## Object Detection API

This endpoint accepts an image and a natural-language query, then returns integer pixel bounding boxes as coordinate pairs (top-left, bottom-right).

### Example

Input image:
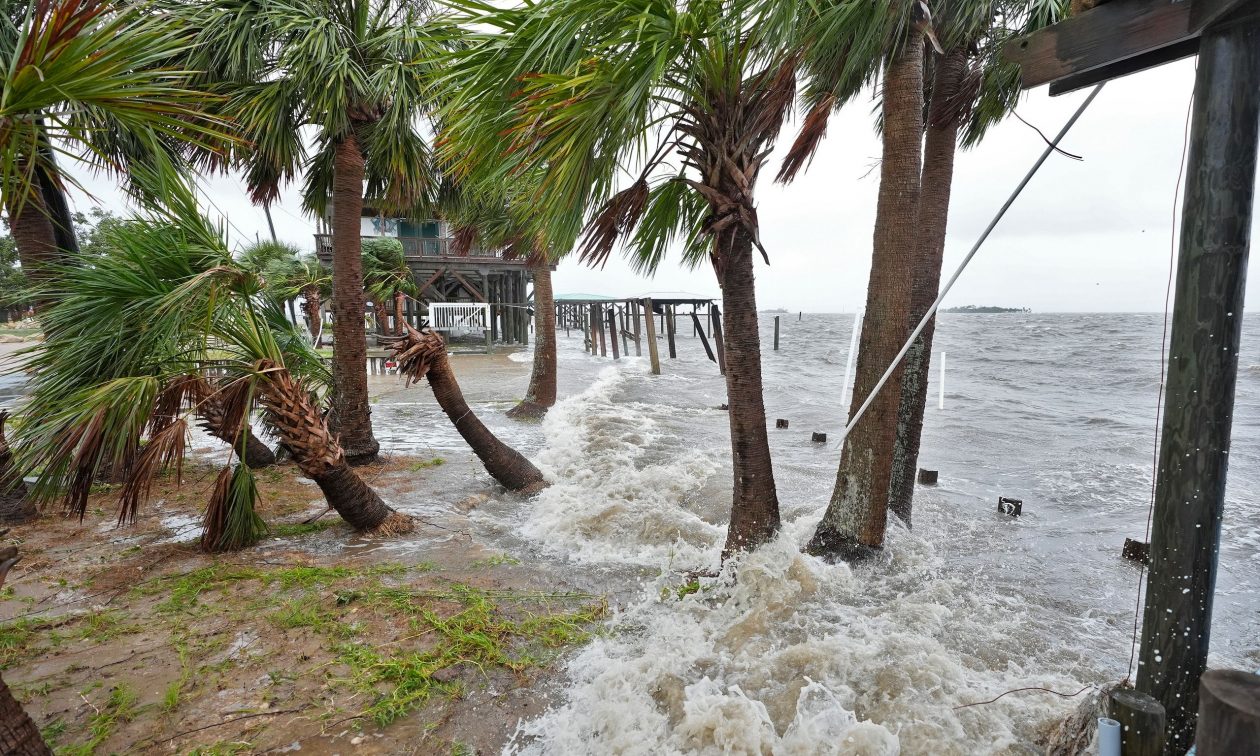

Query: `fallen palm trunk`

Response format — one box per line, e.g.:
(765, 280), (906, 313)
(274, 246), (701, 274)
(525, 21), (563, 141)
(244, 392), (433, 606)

(383, 326), (547, 493)
(255, 361), (412, 533)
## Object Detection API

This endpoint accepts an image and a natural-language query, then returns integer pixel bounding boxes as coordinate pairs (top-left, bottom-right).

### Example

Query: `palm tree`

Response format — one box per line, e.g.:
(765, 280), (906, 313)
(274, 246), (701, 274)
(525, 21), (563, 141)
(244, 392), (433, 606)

(886, 0), (1063, 525)
(362, 237), (416, 336)
(175, 0), (446, 465)
(0, 0), (222, 300)
(439, 0), (809, 558)
(384, 325), (546, 493)
(13, 185), (412, 548)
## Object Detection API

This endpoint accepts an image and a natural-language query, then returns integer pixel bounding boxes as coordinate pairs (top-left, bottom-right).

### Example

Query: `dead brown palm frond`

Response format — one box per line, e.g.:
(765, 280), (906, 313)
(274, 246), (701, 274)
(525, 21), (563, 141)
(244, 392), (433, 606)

(207, 376), (255, 447)
(200, 462), (265, 552)
(117, 418), (187, 525)
(380, 325), (446, 387)
(777, 94), (836, 184)
(149, 374), (201, 437)
(744, 58), (798, 150)
(577, 178), (649, 269)
(450, 224), (479, 256)
(932, 59), (981, 129)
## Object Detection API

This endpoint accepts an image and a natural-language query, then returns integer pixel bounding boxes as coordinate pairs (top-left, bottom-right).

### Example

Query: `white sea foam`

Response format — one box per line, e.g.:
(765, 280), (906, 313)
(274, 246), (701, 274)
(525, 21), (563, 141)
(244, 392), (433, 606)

(502, 359), (1093, 754)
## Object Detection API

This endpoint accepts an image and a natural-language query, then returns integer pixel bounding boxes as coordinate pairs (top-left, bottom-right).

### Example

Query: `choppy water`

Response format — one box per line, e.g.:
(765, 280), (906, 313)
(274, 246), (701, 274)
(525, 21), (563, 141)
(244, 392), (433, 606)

(261, 314), (1260, 752)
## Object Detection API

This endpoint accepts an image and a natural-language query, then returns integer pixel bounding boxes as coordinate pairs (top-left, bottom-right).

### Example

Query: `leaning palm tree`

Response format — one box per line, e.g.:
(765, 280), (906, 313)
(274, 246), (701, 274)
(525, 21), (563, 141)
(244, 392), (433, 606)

(13, 185), (412, 549)
(384, 325), (546, 493)
(439, 0), (810, 558)
(0, 535), (49, 754)
(0, 0), (223, 299)
(174, 0), (447, 465)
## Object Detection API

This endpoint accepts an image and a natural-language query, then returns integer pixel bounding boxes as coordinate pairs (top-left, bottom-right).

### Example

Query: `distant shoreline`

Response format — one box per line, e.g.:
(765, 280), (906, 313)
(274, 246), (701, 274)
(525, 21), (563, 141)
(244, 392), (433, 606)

(941, 305), (1031, 314)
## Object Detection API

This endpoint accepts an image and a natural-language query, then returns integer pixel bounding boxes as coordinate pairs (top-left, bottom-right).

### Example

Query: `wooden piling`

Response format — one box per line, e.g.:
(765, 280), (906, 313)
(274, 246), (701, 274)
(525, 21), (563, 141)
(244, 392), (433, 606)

(690, 311), (716, 363)
(774, 316), (780, 351)
(1108, 688), (1165, 756)
(665, 305), (677, 359)
(632, 301), (643, 356)
(587, 304), (596, 353)
(711, 306), (726, 375)
(620, 305), (629, 355)
(1196, 669), (1260, 756)
(484, 328), (493, 354)
(596, 303), (607, 357)
(608, 309), (620, 360)
(1136, 17), (1260, 751)
(643, 298), (661, 375)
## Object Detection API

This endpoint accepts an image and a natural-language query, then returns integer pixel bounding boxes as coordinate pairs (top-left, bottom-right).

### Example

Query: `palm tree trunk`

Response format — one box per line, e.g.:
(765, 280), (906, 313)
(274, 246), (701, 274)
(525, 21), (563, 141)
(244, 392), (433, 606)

(807, 41), (925, 561)
(0, 677), (49, 755)
(7, 188), (58, 302)
(328, 132), (380, 464)
(888, 46), (966, 527)
(0, 413), (35, 525)
(718, 230), (781, 557)
(301, 285), (322, 343)
(0, 543), (48, 754)
(195, 382), (277, 468)
(393, 290), (405, 335)
(385, 328), (546, 492)
(257, 363), (410, 533)
(508, 263), (557, 419)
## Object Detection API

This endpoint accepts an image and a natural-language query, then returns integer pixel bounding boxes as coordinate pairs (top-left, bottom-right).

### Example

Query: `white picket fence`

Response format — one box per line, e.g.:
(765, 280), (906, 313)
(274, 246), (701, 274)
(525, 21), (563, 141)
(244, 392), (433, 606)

(427, 303), (490, 336)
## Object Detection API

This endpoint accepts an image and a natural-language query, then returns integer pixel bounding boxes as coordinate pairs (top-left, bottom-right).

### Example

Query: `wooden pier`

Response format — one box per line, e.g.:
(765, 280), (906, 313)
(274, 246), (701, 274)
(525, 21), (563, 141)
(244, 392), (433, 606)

(554, 295), (723, 375)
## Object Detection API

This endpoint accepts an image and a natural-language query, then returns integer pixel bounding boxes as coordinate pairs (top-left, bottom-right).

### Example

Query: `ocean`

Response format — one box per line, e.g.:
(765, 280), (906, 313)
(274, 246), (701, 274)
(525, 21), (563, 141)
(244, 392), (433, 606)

(369, 311), (1260, 754)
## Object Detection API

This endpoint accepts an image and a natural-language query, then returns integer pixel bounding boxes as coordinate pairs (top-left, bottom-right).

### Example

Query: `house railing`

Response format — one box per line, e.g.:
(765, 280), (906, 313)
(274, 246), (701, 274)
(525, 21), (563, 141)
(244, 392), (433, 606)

(313, 234), (519, 262)
(428, 303), (491, 336)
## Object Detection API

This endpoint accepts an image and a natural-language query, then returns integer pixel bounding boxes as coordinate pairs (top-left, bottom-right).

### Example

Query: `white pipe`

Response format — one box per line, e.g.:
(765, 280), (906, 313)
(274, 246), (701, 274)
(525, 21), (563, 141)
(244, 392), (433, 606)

(938, 351), (946, 410)
(842, 310), (863, 407)
(1097, 717), (1121, 756)
(832, 84), (1105, 447)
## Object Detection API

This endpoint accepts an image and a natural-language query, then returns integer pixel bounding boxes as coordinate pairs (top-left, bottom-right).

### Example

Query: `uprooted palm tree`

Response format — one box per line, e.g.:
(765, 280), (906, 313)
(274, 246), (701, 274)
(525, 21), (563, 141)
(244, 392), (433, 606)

(174, 0), (449, 465)
(0, 0), (224, 302)
(439, 0), (811, 558)
(13, 187), (411, 550)
(383, 325), (546, 493)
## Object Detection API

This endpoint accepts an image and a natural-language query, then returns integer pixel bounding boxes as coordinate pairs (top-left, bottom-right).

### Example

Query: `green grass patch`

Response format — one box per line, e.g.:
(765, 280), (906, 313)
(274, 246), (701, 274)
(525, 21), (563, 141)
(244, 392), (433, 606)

(407, 457), (445, 471)
(60, 683), (139, 756)
(471, 553), (520, 568)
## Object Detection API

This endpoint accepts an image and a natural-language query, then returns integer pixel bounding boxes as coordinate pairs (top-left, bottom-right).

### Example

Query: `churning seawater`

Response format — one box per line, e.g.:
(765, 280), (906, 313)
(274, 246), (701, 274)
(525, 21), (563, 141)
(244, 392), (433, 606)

(359, 313), (1260, 753)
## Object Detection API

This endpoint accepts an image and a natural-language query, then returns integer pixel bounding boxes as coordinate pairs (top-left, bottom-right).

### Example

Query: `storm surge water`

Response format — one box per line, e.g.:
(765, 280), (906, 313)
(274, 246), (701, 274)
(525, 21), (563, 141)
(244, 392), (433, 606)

(380, 313), (1260, 754)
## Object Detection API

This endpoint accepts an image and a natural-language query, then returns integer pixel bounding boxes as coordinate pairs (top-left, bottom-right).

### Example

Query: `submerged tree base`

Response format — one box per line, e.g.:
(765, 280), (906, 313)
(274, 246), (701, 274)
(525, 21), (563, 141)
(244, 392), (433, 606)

(505, 400), (549, 421)
(803, 529), (883, 563)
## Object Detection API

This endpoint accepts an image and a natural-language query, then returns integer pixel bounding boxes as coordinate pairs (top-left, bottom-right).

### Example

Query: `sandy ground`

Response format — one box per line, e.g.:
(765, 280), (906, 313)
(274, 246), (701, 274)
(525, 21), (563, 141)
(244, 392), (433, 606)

(0, 349), (605, 755)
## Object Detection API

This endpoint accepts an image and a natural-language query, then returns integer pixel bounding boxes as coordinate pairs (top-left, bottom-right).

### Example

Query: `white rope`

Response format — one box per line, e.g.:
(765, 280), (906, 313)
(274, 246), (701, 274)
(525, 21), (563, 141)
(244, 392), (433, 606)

(833, 83), (1105, 449)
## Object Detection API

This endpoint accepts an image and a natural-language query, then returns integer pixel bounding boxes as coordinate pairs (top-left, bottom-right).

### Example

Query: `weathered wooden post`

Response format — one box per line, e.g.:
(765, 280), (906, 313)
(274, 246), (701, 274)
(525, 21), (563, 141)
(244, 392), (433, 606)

(1108, 688), (1165, 756)
(1135, 15), (1260, 753)
(587, 304), (596, 353)
(774, 316), (780, 351)
(665, 305), (677, 358)
(619, 305), (630, 355)
(608, 309), (620, 360)
(1196, 669), (1260, 755)
(595, 303), (607, 357)
(690, 311), (717, 364)
(632, 300), (643, 356)
(711, 305), (726, 376)
(642, 298), (661, 375)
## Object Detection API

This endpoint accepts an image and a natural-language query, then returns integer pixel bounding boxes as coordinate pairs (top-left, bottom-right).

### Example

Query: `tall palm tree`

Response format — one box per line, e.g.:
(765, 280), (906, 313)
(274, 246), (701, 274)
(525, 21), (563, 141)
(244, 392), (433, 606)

(886, 0), (1064, 525)
(439, 0), (808, 558)
(13, 185), (412, 548)
(0, 0), (223, 299)
(175, 0), (446, 465)
(362, 237), (416, 336)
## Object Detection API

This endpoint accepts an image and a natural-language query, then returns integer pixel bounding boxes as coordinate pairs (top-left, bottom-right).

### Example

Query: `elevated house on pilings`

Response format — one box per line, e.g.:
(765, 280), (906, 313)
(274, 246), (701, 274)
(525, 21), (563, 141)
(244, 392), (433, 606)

(314, 208), (547, 344)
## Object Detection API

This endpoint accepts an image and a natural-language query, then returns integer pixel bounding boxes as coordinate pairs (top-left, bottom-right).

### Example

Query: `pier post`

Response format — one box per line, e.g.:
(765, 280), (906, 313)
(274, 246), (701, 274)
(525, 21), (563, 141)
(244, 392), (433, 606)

(632, 301), (642, 356)
(774, 316), (780, 351)
(642, 298), (661, 374)
(711, 306), (726, 376)
(608, 309), (620, 360)
(1136, 15), (1260, 753)
(620, 305), (630, 355)
(691, 311), (716, 363)
(1196, 670), (1260, 756)
(1108, 688), (1165, 756)
(665, 305), (677, 358)
(596, 303), (607, 357)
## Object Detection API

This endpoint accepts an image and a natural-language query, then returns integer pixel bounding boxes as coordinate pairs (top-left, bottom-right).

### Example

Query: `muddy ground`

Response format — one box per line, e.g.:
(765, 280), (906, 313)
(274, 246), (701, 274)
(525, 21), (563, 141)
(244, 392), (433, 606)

(0, 451), (605, 755)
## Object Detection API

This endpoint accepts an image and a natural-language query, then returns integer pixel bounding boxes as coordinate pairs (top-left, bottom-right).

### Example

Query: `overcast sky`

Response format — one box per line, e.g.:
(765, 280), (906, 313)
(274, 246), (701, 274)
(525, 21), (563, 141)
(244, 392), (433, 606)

(66, 56), (1259, 313)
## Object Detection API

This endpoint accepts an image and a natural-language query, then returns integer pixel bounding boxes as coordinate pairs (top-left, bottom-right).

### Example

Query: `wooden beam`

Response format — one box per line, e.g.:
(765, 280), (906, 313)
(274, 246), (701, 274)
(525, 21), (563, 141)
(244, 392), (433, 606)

(1191, 0), (1254, 33)
(1048, 37), (1198, 95)
(416, 268), (446, 300)
(448, 270), (486, 303)
(1004, 0), (1195, 90)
